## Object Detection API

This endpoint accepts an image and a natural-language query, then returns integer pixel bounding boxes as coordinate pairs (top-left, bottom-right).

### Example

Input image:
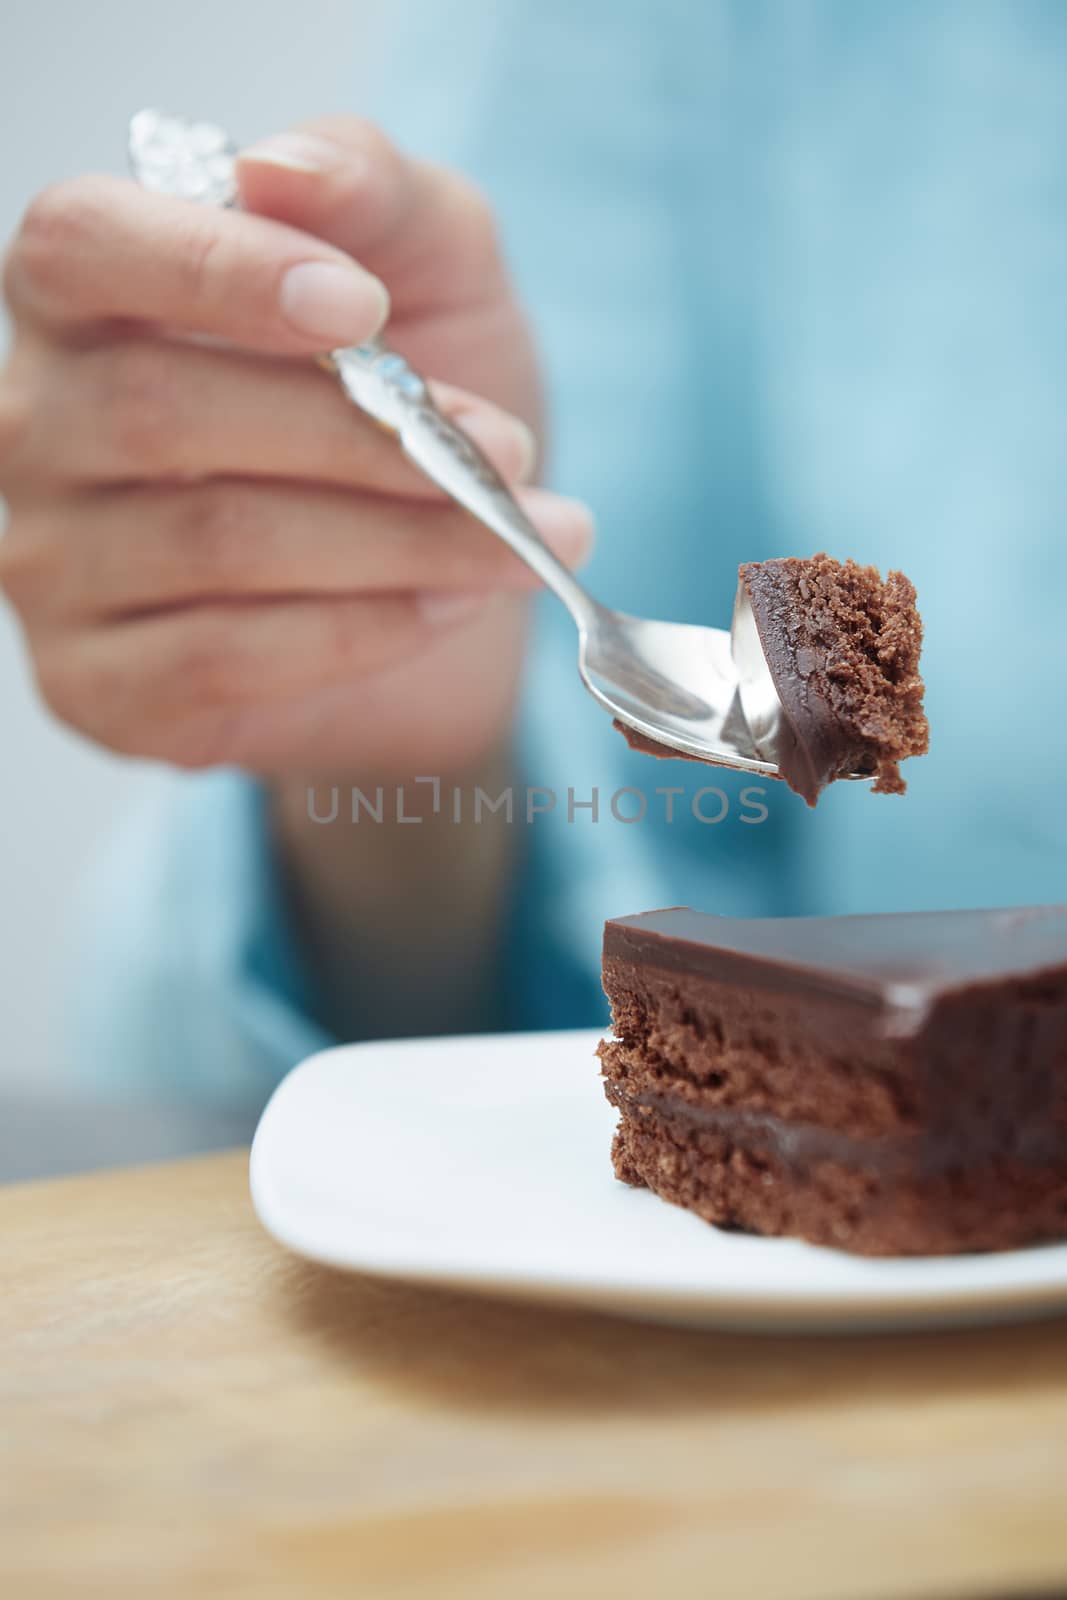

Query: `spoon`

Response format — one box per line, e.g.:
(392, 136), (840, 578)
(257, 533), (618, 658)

(128, 108), (810, 779)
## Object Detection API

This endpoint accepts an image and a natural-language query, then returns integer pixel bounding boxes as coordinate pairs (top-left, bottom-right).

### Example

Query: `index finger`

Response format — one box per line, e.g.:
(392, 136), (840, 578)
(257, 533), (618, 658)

(3, 174), (389, 353)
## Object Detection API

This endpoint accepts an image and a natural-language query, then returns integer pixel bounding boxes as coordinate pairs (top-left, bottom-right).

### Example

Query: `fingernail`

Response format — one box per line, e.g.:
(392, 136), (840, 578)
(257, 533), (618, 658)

(459, 411), (538, 483)
(279, 261), (389, 342)
(240, 132), (344, 174)
(416, 591), (489, 627)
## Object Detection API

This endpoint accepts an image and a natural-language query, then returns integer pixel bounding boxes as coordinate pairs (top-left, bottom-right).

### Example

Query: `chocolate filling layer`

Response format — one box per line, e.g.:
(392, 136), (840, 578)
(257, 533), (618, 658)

(604, 1082), (1064, 1181)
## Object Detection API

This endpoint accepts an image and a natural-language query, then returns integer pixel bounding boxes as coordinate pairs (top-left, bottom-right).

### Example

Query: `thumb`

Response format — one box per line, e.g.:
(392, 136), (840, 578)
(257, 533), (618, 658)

(236, 117), (507, 318)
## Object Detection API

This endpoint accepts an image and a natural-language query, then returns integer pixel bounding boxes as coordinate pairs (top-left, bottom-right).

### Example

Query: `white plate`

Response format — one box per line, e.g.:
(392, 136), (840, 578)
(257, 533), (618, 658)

(250, 1027), (1067, 1334)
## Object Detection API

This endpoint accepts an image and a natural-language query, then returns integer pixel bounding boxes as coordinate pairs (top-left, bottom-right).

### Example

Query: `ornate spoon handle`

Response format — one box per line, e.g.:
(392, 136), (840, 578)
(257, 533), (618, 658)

(127, 110), (594, 626)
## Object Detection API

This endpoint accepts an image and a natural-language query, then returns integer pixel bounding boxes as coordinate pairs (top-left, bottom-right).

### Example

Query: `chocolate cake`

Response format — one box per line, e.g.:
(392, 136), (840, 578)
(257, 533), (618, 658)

(736, 554), (929, 806)
(599, 907), (1067, 1256)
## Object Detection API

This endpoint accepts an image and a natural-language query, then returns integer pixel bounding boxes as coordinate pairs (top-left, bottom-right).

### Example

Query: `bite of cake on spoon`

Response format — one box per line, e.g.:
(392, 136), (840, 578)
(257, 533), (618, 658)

(617, 552), (930, 807)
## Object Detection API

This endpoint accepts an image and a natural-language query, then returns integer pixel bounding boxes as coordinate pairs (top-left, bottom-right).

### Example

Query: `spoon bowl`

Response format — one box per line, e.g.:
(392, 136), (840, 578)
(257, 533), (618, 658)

(579, 606), (773, 773)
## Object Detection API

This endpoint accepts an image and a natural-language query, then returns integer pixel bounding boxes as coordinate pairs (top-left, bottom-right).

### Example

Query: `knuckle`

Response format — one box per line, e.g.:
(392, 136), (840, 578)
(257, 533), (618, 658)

(449, 173), (496, 239)
(0, 516), (43, 611)
(32, 635), (238, 769)
(326, 594), (387, 675)
(0, 382), (32, 479)
(437, 171), (501, 284)
(176, 482), (258, 586)
(8, 178), (106, 303)
(0, 533), (21, 607)
(95, 342), (180, 475)
(0, 240), (26, 312)
(33, 643), (91, 732)
(172, 615), (248, 709)
(165, 711), (235, 771)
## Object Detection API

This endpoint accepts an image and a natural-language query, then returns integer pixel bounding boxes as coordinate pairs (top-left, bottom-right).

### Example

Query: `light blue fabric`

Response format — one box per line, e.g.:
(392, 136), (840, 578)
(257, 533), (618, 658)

(70, 0), (1067, 1101)
(69, 771), (332, 1104)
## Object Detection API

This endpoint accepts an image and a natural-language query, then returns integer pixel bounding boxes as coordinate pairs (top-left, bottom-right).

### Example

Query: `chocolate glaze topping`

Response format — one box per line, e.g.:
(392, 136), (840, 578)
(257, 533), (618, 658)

(605, 905), (1067, 1021)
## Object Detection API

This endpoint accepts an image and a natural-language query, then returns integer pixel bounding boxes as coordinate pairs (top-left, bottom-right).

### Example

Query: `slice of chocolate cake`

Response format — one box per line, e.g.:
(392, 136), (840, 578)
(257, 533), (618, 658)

(599, 907), (1067, 1256)
(735, 553), (929, 806)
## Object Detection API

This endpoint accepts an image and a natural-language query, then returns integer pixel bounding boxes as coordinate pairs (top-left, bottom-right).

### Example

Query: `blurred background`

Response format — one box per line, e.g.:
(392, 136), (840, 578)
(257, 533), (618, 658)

(6, 0), (1066, 1181)
(0, 0), (382, 1176)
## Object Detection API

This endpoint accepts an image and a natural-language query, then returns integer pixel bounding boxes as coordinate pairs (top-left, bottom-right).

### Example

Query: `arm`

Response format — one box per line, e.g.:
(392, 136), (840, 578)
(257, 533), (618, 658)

(270, 746), (518, 1043)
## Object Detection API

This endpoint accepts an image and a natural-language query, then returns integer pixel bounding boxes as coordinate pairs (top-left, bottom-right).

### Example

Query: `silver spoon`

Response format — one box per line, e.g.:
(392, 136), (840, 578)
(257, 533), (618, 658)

(128, 109), (815, 779)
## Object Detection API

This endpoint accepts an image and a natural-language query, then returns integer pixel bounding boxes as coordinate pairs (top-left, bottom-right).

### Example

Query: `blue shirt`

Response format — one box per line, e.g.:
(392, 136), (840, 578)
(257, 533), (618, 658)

(71, 0), (1067, 1104)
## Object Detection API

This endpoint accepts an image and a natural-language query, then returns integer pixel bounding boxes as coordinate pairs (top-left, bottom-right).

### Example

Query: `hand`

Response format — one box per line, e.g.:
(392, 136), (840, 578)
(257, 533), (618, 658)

(0, 118), (593, 780)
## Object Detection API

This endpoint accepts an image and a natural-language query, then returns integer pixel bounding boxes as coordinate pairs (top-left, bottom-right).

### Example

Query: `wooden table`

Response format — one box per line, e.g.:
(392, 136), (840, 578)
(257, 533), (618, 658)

(4, 1153), (1067, 1600)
